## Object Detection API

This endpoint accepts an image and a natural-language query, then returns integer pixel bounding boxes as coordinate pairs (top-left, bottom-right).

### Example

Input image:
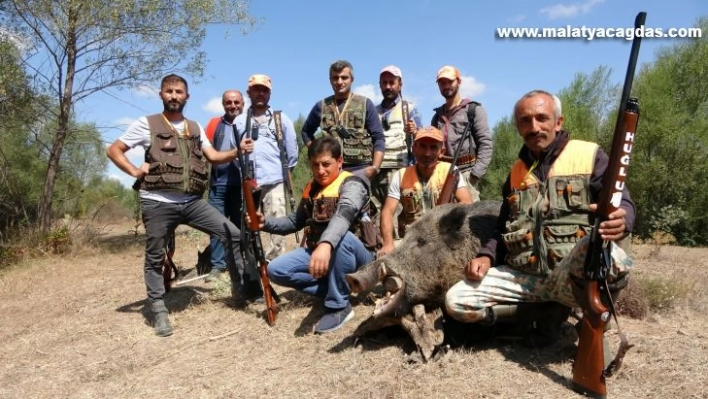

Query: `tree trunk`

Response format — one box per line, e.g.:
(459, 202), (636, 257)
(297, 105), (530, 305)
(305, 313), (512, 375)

(36, 5), (79, 233)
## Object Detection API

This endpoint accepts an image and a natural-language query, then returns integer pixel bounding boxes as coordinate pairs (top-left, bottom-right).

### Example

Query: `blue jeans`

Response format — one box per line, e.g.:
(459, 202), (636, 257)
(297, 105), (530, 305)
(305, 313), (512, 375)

(267, 232), (374, 309)
(208, 184), (242, 271)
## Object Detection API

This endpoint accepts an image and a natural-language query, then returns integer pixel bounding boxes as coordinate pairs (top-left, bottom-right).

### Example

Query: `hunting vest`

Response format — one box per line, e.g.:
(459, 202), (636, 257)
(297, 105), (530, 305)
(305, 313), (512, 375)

(397, 162), (452, 238)
(503, 140), (598, 276)
(138, 114), (209, 196)
(302, 171), (381, 252)
(320, 94), (371, 166)
(379, 101), (409, 168)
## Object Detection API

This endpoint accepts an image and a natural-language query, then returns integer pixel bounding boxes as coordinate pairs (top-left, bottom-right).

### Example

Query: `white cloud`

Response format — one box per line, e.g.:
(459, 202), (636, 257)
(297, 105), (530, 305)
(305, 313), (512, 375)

(459, 75), (486, 99)
(507, 14), (526, 25)
(203, 97), (223, 114)
(132, 85), (158, 98)
(540, 0), (604, 20)
(353, 84), (382, 104)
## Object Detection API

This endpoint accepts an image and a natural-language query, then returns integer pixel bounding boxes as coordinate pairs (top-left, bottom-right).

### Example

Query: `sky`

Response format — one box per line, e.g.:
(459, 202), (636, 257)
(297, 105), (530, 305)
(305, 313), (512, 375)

(80, 0), (707, 187)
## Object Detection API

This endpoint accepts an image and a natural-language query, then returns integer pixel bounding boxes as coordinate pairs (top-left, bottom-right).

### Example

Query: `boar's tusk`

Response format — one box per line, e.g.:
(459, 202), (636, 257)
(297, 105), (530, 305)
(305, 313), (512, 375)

(378, 262), (387, 282)
(383, 276), (404, 293)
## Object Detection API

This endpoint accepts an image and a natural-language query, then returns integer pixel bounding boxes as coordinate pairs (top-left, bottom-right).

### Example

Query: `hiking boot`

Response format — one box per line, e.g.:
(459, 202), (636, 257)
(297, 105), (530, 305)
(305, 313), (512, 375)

(205, 268), (224, 283)
(153, 311), (174, 337)
(314, 304), (354, 334)
(149, 301), (174, 337)
(521, 302), (572, 348)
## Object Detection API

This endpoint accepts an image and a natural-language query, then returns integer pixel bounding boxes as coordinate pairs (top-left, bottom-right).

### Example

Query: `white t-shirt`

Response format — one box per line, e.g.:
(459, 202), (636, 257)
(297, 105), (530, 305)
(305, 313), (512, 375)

(119, 116), (212, 203)
(387, 165), (467, 201)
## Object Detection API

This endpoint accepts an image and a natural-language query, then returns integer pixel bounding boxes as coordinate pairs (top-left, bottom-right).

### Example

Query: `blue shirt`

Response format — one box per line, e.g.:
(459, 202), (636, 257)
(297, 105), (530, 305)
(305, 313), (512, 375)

(233, 108), (298, 186)
(376, 97), (423, 130)
(300, 95), (386, 158)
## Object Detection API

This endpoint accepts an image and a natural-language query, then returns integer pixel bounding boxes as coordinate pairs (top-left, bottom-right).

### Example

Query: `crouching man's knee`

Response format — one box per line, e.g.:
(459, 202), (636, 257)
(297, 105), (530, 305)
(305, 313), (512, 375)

(444, 284), (488, 323)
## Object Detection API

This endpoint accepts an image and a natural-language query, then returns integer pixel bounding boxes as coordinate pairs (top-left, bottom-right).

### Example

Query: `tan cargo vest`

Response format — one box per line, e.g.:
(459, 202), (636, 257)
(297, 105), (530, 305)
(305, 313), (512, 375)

(379, 101), (410, 168)
(503, 140), (598, 276)
(320, 94), (371, 166)
(138, 114), (209, 196)
(397, 162), (452, 238)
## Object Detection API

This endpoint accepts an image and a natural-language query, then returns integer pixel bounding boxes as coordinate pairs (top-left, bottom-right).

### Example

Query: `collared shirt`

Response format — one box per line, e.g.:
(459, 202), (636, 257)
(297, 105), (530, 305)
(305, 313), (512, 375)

(233, 108), (298, 186)
(210, 116), (241, 186)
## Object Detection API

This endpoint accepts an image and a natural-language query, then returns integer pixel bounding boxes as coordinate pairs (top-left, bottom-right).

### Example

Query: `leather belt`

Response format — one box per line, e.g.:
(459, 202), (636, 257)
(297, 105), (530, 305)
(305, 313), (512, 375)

(439, 154), (477, 166)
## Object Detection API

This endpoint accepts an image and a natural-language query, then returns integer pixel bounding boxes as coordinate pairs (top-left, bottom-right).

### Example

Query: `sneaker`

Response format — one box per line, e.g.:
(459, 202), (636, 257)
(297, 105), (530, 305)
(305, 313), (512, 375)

(205, 268), (224, 283)
(314, 304), (354, 334)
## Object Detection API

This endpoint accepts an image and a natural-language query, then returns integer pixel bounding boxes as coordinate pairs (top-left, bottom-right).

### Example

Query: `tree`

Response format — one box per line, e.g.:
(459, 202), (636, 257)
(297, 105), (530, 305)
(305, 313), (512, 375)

(1, 0), (258, 231)
(479, 116), (520, 200)
(629, 17), (708, 245)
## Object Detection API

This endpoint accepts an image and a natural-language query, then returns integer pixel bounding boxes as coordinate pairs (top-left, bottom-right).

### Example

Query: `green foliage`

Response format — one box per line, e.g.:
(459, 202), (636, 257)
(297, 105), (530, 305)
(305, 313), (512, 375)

(479, 116), (521, 200)
(628, 16), (708, 245)
(291, 114), (310, 198)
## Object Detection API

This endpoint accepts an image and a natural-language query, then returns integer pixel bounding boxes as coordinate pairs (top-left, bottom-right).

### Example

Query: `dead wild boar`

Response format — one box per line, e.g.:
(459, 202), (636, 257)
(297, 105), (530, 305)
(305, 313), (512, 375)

(346, 201), (501, 360)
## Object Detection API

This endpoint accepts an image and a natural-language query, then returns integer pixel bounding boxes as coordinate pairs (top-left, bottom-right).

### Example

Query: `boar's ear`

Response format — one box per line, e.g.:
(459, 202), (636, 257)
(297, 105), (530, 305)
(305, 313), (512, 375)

(438, 206), (468, 249)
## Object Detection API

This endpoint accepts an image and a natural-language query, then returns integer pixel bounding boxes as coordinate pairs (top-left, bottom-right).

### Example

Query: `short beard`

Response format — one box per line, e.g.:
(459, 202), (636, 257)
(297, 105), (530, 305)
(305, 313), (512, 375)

(163, 101), (185, 114)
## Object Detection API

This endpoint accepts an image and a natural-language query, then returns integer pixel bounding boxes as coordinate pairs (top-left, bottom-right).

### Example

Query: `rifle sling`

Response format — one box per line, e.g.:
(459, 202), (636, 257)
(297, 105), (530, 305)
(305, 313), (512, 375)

(602, 279), (634, 378)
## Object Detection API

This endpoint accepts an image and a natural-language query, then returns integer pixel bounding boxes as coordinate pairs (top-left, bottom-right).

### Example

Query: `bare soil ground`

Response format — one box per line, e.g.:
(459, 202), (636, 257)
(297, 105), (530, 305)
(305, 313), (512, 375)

(1, 222), (707, 399)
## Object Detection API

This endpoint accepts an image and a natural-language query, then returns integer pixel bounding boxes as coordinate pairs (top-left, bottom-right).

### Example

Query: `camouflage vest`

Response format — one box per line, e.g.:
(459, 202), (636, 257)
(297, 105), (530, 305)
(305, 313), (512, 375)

(378, 100), (410, 168)
(503, 140), (598, 276)
(320, 94), (371, 166)
(138, 114), (209, 196)
(397, 162), (452, 238)
(302, 171), (381, 252)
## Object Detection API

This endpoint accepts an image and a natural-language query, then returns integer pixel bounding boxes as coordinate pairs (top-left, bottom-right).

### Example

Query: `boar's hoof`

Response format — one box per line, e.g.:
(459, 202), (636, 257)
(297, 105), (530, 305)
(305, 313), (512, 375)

(399, 305), (445, 362)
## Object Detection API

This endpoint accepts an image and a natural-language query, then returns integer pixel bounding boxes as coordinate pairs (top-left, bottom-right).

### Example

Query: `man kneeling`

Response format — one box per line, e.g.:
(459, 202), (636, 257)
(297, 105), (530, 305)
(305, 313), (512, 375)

(250, 137), (380, 333)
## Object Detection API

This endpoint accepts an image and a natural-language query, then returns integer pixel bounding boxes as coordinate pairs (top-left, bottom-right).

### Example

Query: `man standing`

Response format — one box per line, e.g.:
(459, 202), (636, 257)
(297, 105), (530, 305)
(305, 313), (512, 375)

(106, 74), (261, 337)
(234, 74), (298, 261)
(301, 60), (385, 182)
(204, 90), (245, 282)
(444, 90), (634, 347)
(373, 65), (423, 236)
(378, 126), (472, 257)
(431, 65), (493, 202)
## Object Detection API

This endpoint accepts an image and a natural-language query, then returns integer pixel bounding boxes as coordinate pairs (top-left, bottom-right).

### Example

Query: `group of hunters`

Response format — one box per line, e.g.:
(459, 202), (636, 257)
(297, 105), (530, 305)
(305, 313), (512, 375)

(106, 60), (633, 343)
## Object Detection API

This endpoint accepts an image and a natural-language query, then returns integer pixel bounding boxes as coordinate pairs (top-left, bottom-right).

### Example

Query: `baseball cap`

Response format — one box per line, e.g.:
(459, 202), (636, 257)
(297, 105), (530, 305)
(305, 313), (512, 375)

(248, 74), (272, 90)
(380, 65), (402, 79)
(414, 126), (444, 142)
(436, 66), (460, 82)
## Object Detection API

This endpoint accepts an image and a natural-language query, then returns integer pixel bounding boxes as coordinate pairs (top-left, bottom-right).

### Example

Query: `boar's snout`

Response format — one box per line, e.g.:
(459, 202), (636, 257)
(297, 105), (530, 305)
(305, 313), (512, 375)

(346, 259), (387, 293)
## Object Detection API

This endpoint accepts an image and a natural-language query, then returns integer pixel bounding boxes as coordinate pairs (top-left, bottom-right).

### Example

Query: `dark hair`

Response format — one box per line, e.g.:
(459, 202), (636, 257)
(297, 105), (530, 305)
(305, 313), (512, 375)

(329, 60), (353, 76)
(308, 136), (342, 160)
(161, 74), (189, 92)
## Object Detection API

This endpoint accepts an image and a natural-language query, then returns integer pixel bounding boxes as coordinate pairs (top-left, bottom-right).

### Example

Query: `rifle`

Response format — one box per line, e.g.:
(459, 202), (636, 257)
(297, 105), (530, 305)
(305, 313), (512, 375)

(162, 230), (179, 292)
(435, 120), (473, 205)
(238, 108), (278, 325)
(572, 11), (646, 399)
(273, 111), (300, 242)
(400, 92), (413, 166)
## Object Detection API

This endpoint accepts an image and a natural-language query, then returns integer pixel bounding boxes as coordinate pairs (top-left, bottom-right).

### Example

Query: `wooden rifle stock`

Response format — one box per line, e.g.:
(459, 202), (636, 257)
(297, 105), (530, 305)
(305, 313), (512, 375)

(239, 108), (278, 326)
(572, 11), (645, 399)
(401, 95), (413, 166)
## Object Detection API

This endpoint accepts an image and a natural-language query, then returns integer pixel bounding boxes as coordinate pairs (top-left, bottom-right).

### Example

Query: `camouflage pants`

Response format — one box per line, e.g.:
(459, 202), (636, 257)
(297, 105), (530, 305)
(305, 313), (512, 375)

(370, 169), (402, 240)
(461, 170), (481, 203)
(261, 182), (287, 261)
(444, 236), (633, 323)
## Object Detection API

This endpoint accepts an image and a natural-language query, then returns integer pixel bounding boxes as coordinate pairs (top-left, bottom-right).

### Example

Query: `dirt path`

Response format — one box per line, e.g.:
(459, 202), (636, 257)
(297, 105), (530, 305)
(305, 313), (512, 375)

(1, 225), (706, 398)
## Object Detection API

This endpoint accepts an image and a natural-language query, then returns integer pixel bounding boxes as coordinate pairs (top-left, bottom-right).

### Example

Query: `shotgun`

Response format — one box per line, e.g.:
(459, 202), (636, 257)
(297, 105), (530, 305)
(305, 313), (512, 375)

(571, 11), (646, 399)
(435, 120), (472, 205)
(238, 109), (278, 325)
